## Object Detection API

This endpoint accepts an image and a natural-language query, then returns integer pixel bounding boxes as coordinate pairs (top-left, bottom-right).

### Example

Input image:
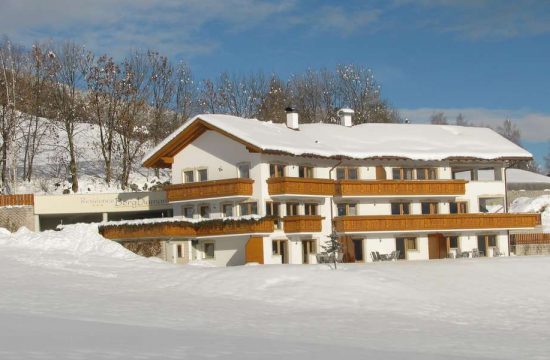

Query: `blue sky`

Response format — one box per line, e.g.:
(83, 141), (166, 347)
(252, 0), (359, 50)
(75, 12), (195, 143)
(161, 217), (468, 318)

(2, 0), (549, 168)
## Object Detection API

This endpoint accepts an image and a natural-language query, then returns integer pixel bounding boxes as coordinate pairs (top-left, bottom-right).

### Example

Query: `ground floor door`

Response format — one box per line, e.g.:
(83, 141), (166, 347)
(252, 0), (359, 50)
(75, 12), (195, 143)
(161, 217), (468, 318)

(352, 239), (364, 262)
(395, 238), (406, 259)
(302, 240), (315, 264)
(477, 236), (488, 257)
(273, 240), (289, 264)
(428, 233), (447, 259)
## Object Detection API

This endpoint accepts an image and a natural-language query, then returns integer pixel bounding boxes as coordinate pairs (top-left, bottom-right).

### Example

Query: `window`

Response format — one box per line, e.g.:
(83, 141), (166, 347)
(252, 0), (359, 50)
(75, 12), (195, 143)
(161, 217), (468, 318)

(270, 164), (286, 178)
(184, 170), (194, 183)
(238, 163), (250, 179)
(222, 203), (233, 217)
(299, 166), (314, 178)
(479, 197), (504, 213)
(478, 234), (497, 248)
(240, 202), (258, 216)
(452, 169), (475, 181)
(286, 202), (299, 216)
(304, 203), (318, 216)
(421, 202), (438, 215)
(448, 236), (459, 249)
(391, 202), (410, 215)
(204, 243), (215, 259)
(450, 201), (468, 214)
(392, 168), (414, 180)
(183, 206), (195, 218)
(198, 169), (208, 182)
(266, 201), (280, 216)
(417, 168), (437, 180)
(406, 237), (417, 250)
(337, 203), (357, 216)
(177, 244), (183, 258)
(272, 240), (285, 255)
(337, 167), (358, 180)
(199, 205), (210, 218)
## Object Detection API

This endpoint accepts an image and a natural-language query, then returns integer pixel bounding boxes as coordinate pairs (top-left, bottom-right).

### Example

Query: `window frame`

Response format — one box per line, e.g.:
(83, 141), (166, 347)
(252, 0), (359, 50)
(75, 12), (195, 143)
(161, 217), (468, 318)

(183, 205), (195, 218)
(237, 162), (251, 179)
(421, 202), (439, 215)
(336, 167), (359, 180)
(197, 168), (208, 182)
(265, 201), (280, 217)
(450, 201), (468, 214)
(337, 203), (357, 216)
(221, 203), (234, 218)
(286, 202), (300, 216)
(304, 203), (318, 216)
(203, 242), (215, 259)
(269, 163), (286, 178)
(199, 204), (210, 218)
(183, 169), (195, 183)
(391, 202), (410, 215)
(298, 165), (314, 178)
(239, 202), (258, 216)
(447, 236), (459, 249)
(416, 168), (437, 180)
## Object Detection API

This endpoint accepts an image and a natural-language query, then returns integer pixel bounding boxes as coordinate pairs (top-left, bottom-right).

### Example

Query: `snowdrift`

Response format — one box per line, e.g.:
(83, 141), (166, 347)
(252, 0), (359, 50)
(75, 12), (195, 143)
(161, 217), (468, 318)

(510, 195), (550, 232)
(0, 224), (137, 259)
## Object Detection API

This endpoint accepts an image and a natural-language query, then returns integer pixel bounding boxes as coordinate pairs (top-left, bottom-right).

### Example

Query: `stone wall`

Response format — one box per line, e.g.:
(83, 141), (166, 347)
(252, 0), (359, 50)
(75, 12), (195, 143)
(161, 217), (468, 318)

(0, 206), (35, 232)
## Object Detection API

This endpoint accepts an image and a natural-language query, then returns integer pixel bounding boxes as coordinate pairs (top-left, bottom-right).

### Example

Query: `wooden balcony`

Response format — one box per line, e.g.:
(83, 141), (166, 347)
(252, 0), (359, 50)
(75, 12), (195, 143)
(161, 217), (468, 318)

(99, 217), (275, 240)
(267, 177), (335, 196)
(334, 213), (541, 233)
(165, 178), (253, 202)
(283, 215), (324, 233)
(336, 180), (467, 197)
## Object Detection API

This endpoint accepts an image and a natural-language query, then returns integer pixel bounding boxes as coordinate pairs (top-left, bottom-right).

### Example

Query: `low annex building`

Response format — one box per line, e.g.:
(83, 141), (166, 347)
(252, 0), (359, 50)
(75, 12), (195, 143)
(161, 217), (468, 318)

(98, 110), (541, 266)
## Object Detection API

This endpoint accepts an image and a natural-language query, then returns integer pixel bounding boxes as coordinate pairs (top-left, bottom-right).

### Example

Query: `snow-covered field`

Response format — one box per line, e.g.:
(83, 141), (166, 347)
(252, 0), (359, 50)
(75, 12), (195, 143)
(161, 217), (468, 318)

(1, 225), (550, 359)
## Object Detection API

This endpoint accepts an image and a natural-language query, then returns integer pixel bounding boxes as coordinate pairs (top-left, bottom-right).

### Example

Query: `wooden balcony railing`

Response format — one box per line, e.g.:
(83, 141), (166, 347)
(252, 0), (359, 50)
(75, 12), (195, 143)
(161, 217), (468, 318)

(334, 213), (541, 233)
(99, 217), (276, 240)
(283, 215), (324, 233)
(165, 178), (253, 202)
(0, 194), (34, 207)
(267, 177), (335, 196)
(336, 180), (467, 196)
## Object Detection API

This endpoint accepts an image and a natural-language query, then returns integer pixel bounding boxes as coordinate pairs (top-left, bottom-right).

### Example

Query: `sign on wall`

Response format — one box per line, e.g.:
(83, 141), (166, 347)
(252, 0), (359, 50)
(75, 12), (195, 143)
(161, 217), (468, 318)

(34, 192), (170, 215)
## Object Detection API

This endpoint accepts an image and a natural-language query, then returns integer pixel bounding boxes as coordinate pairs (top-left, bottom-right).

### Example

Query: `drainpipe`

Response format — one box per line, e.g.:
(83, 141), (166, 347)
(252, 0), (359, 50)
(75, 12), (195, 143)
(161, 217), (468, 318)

(328, 158), (343, 268)
(503, 161), (518, 256)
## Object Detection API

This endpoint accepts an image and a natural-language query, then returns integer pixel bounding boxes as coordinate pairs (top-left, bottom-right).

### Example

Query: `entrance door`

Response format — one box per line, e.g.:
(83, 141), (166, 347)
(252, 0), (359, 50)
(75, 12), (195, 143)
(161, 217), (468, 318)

(302, 240), (315, 264)
(477, 236), (487, 257)
(428, 234), (447, 259)
(396, 238), (406, 260)
(352, 239), (364, 262)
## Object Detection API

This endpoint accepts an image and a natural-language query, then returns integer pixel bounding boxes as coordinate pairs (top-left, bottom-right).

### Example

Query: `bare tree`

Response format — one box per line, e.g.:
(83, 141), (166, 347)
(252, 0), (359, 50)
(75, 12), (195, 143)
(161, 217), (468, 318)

(118, 52), (150, 189)
(430, 112), (448, 125)
(86, 55), (124, 184)
(0, 38), (26, 193)
(173, 61), (197, 123)
(48, 41), (92, 193)
(257, 75), (291, 123)
(497, 118), (521, 146)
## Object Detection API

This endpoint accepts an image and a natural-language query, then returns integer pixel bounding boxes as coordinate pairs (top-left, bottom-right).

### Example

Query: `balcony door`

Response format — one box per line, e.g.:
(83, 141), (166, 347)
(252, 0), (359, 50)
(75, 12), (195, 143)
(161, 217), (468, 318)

(428, 233), (447, 259)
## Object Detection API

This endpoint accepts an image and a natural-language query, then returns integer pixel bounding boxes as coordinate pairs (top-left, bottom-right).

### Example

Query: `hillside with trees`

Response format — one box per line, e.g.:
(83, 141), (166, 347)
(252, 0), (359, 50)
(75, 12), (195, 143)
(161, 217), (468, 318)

(0, 37), (399, 194)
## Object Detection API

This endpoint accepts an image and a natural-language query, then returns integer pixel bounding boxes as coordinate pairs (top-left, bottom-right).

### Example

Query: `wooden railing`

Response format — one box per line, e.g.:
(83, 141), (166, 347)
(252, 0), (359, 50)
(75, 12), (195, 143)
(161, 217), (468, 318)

(511, 233), (550, 245)
(334, 213), (541, 233)
(283, 215), (323, 233)
(99, 217), (275, 240)
(0, 194), (34, 207)
(336, 180), (466, 196)
(165, 178), (253, 201)
(267, 177), (335, 196)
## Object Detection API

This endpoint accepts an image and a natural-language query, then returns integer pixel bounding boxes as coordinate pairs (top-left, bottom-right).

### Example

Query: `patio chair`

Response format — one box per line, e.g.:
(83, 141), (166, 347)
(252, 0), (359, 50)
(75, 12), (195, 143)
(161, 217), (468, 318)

(394, 250), (400, 260)
(472, 248), (479, 258)
(371, 251), (380, 262)
(493, 248), (504, 257)
(376, 251), (388, 261)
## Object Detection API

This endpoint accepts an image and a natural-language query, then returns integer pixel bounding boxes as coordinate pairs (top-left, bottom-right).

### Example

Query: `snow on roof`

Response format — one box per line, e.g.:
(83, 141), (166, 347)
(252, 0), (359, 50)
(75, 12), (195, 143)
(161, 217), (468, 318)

(143, 114), (532, 165)
(507, 169), (550, 184)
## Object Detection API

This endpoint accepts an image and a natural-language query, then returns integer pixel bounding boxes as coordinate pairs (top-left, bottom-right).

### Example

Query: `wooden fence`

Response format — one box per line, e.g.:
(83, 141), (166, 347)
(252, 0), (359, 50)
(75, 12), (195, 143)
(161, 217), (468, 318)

(511, 233), (550, 245)
(0, 194), (34, 207)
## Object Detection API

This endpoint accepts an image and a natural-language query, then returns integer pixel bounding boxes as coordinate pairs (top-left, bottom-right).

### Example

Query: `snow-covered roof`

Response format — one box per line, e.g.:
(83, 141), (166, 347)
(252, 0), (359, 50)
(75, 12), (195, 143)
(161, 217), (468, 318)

(507, 169), (550, 184)
(143, 114), (532, 167)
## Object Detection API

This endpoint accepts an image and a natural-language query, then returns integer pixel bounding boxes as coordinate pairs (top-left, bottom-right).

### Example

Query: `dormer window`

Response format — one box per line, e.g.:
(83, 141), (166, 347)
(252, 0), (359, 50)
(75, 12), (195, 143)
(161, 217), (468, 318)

(238, 163), (250, 179)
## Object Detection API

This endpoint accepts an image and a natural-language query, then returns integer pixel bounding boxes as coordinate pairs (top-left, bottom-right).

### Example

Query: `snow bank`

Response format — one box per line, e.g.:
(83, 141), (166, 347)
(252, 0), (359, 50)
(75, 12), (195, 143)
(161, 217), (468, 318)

(0, 224), (137, 259)
(510, 195), (550, 232)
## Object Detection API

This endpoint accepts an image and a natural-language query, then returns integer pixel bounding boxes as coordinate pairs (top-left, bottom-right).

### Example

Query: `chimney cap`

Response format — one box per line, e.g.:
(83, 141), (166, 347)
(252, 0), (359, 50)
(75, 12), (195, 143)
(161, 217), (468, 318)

(337, 108), (355, 115)
(285, 107), (297, 113)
